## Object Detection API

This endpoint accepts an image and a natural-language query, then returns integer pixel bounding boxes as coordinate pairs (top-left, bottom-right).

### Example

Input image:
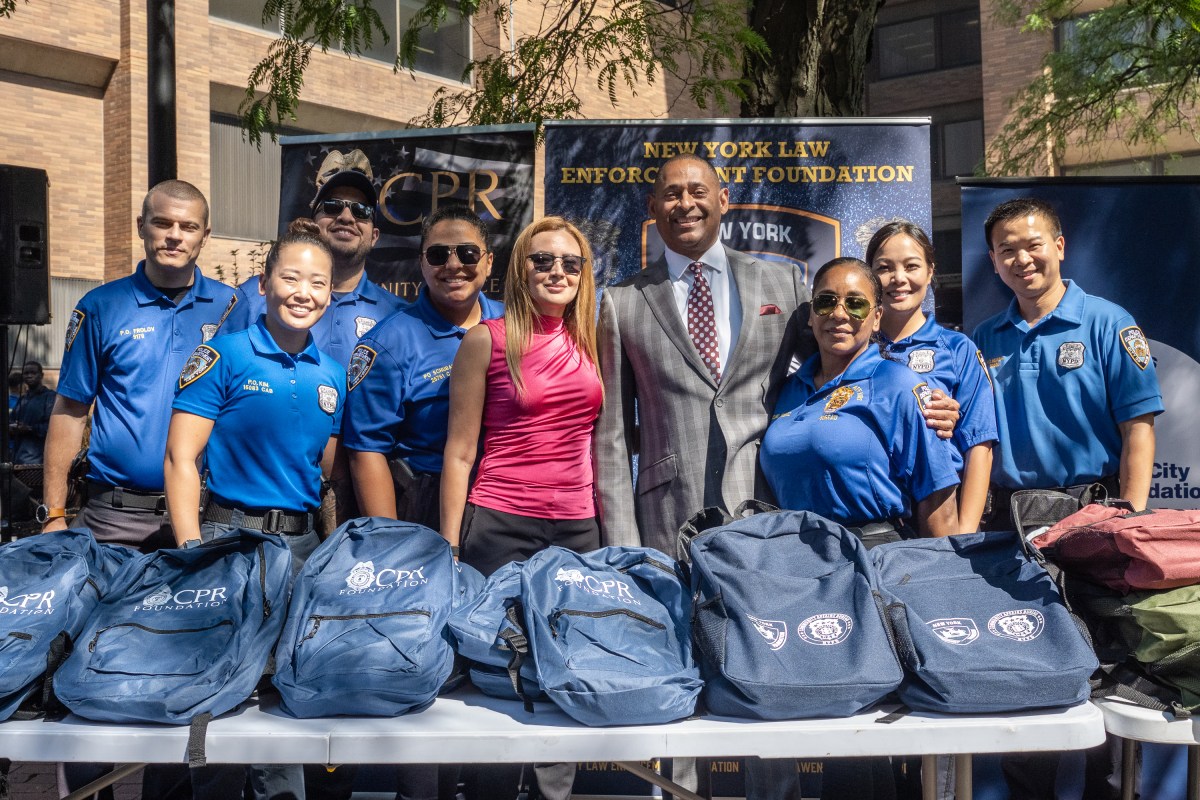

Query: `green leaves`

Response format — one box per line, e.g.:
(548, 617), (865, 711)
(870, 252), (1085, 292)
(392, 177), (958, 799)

(988, 0), (1200, 174)
(237, 0), (762, 145)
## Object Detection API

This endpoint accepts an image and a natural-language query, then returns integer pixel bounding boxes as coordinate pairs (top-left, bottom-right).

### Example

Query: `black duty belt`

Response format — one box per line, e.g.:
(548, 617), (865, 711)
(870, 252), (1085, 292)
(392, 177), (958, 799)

(203, 501), (311, 535)
(848, 518), (915, 549)
(87, 482), (167, 513)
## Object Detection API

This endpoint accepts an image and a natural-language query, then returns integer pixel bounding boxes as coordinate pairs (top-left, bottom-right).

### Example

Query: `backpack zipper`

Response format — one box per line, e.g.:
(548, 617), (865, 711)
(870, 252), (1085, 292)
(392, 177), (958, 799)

(88, 620), (233, 652)
(300, 610), (431, 643)
(548, 608), (666, 637)
(257, 543), (270, 620)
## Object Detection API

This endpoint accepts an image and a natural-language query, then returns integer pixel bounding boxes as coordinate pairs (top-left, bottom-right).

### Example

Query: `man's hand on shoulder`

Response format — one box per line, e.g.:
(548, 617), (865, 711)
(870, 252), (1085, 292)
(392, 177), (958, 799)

(923, 388), (960, 440)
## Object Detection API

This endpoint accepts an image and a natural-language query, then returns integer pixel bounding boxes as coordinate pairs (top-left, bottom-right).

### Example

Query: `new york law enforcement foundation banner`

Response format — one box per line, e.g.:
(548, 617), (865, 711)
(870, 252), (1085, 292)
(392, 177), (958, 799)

(542, 119), (931, 288)
(961, 178), (1200, 510)
(279, 125), (536, 301)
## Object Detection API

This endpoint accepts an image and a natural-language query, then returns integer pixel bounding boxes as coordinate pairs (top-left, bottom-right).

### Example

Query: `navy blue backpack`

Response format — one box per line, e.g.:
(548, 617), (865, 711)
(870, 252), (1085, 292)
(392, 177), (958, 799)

(518, 546), (701, 727)
(872, 531), (1098, 713)
(446, 560), (544, 702)
(55, 530), (291, 728)
(0, 529), (135, 720)
(684, 508), (904, 719)
(272, 517), (484, 718)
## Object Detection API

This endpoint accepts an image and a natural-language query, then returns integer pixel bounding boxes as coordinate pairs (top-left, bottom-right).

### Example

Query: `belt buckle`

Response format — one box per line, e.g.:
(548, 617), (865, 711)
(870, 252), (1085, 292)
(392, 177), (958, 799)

(262, 509), (282, 534)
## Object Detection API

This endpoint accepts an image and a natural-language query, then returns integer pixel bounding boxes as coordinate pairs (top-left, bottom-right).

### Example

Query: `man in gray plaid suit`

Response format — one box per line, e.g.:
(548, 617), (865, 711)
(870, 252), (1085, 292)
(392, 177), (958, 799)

(595, 154), (812, 556)
(594, 154), (811, 800)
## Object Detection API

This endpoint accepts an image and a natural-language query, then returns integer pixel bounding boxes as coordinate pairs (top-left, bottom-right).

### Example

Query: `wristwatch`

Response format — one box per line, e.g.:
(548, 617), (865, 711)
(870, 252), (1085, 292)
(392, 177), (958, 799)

(35, 505), (68, 524)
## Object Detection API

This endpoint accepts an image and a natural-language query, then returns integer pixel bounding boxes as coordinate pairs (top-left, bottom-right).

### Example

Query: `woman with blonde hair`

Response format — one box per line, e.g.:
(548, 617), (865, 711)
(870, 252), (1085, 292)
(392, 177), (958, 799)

(441, 216), (601, 800)
(442, 215), (601, 578)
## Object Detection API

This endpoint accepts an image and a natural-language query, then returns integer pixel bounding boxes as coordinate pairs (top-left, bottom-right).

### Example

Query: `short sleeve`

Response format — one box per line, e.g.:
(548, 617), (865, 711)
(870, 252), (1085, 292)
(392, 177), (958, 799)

(55, 303), (103, 405)
(342, 340), (406, 453)
(172, 343), (227, 420)
(891, 377), (961, 504)
(1103, 316), (1164, 423)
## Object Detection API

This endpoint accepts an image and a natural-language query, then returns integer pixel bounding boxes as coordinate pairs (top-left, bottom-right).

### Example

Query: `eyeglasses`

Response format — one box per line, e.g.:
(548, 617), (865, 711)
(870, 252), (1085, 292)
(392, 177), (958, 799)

(527, 252), (586, 276)
(423, 243), (485, 267)
(812, 293), (874, 320)
(317, 198), (374, 221)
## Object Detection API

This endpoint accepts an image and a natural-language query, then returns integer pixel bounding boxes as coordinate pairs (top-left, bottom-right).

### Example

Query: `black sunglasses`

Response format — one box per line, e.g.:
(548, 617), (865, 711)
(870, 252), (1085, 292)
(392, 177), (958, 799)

(317, 198), (374, 221)
(527, 252), (586, 275)
(812, 293), (874, 320)
(423, 243), (485, 267)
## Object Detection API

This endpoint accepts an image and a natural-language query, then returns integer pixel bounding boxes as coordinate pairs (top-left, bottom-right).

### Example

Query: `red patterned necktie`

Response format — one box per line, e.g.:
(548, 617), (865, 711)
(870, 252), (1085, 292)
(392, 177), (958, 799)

(686, 261), (721, 383)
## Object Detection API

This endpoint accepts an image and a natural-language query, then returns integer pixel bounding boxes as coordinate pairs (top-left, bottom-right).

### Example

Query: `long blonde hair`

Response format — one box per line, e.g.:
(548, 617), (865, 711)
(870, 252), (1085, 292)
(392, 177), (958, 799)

(503, 216), (599, 396)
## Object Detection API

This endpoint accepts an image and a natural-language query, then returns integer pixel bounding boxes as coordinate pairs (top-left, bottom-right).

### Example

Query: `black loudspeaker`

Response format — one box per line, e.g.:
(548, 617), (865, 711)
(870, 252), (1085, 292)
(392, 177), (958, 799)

(0, 165), (50, 325)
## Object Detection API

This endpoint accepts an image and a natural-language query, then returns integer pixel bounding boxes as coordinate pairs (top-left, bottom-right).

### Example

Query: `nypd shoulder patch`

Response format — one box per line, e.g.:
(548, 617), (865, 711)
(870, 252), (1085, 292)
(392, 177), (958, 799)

(318, 384), (339, 415)
(347, 344), (377, 392)
(65, 309), (85, 352)
(178, 346), (219, 390)
(1119, 326), (1152, 370)
(976, 350), (993, 388)
(912, 382), (932, 411)
(216, 293), (239, 329)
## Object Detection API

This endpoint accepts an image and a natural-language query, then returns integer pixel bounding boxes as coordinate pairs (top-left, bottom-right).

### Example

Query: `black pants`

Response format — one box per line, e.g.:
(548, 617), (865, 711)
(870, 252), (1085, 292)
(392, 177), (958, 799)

(459, 504), (600, 579)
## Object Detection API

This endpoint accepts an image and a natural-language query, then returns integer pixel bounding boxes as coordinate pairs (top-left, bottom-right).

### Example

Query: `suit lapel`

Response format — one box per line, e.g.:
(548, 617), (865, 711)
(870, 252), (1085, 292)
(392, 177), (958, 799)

(722, 248), (763, 387)
(640, 260), (719, 390)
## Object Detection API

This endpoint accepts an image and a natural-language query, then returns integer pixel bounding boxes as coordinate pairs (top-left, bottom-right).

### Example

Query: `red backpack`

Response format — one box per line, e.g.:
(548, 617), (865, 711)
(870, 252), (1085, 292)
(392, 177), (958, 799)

(1032, 504), (1200, 593)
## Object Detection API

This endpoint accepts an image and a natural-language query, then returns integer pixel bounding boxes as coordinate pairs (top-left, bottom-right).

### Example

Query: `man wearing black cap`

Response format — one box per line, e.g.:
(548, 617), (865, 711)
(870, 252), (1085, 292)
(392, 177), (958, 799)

(223, 148), (405, 364)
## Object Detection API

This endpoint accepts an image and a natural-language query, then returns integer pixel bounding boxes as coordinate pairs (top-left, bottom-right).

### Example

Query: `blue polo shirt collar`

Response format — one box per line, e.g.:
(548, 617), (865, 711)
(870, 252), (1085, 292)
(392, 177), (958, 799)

(130, 261), (214, 306)
(797, 345), (884, 394)
(413, 287), (502, 339)
(999, 279), (1083, 331)
(249, 315), (321, 364)
(881, 314), (940, 348)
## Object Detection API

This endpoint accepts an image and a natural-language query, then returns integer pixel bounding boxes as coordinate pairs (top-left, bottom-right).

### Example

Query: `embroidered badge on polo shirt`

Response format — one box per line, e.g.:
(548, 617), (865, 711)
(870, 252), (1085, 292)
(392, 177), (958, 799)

(355, 316), (376, 338)
(201, 324), (218, 343)
(1057, 342), (1085, 369)
(179, 346), (219, 389)
(907, 349), (935, 373)
(347, 345), (376, 392)
(317, 385), (339, 414)
(824, 386), (857, 414)
(1120, 326), (1152, 370)
(987, 356), (1004, 370)
(65, 309), (85, 352)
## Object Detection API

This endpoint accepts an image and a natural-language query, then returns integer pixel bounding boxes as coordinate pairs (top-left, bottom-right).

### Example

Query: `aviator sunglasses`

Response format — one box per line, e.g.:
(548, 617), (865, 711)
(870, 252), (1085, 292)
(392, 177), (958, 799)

(317, 198), (374, 221)
(527, 252), (586, 275)
(812, 292), (874, 321)
(423, 244), (486, 267)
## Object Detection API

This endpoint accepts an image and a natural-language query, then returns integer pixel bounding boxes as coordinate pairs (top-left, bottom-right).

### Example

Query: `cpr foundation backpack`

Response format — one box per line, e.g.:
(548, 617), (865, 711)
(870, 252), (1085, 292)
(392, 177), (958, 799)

(872, 531), (1097, 713)
(682, 507), (903, 719)
(273, 517), (484, 718)
(0, 529), (134, 720)
(518, 546), (701, 726)
(55, 530), (291, 730)
(446, 560), (544, 702)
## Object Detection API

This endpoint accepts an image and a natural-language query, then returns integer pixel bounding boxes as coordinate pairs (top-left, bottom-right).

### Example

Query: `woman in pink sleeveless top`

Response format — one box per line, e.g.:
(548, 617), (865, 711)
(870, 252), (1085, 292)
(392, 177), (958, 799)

(442, 216), (602, 577)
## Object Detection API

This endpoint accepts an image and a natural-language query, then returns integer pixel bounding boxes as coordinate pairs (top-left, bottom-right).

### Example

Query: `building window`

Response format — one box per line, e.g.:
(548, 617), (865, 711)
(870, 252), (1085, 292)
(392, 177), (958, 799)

(211, 1), (471, 83)
(210, 115), (286, 242)
(1067, 152), (1200, 176)
(931, 118), (984, 179)
(874, 8), (980, 79)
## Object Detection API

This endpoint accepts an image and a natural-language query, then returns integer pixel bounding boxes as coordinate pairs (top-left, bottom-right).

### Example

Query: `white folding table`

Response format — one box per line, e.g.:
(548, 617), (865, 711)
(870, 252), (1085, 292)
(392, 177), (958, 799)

(0, 689), (1106, 800)
(1095, 697), (1200, 800)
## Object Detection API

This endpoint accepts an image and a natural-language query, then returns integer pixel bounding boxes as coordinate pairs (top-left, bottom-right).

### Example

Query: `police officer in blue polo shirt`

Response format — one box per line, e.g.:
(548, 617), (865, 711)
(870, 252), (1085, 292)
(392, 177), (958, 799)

(223, 149), (405, 365)
(345, 204), (503, 530)
(40, 180), (238, 551)
(165, 219), (342, 800)
(973, 197), (1163, 800)
(761, 257), (961, 543)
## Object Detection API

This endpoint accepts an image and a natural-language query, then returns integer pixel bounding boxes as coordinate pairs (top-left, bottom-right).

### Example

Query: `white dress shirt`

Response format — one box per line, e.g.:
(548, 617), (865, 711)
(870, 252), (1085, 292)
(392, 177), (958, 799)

(665, 241), (741, 371)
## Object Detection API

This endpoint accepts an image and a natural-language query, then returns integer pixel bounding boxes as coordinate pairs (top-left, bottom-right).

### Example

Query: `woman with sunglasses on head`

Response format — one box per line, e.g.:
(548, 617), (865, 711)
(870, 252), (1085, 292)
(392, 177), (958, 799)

(761, 257), (961, 543)
(441, 216), (601, 800)
(344, 204), (504, 531)
(866, 221), (997, 533)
